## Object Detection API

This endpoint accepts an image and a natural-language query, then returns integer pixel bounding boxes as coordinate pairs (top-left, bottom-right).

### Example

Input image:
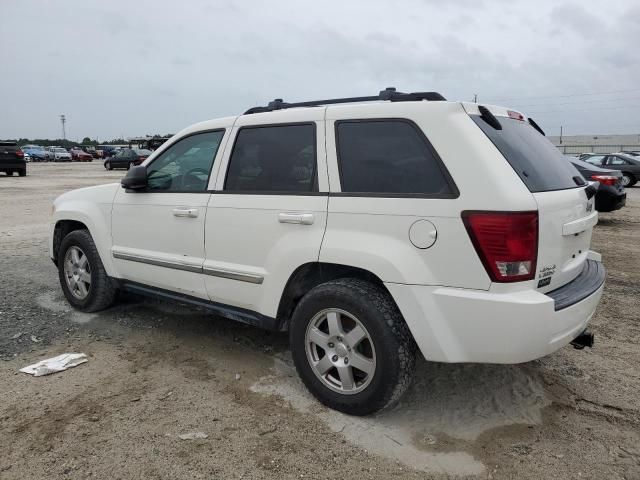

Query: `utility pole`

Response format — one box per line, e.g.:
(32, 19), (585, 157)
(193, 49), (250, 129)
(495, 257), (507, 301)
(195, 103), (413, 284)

(60, 115), (66, 140)
(559, 125), (563, 145)
(473, 93), (478, 103)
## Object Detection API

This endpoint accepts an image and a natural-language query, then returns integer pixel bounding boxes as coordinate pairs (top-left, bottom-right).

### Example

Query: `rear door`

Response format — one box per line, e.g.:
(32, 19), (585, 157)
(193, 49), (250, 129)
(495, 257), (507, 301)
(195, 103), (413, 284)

(468, 105), (596, 292)
(203, 109), (328, 318)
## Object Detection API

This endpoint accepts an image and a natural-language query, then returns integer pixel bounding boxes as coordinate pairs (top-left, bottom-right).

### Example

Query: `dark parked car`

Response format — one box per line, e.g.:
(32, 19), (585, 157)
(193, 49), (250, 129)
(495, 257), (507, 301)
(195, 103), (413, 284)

(581, 153), (640, 187)
(0, 141), (26, 176)
(567, 157), (626, 212)
(104, 148), (152, 170)
(98, 145), (119, 158)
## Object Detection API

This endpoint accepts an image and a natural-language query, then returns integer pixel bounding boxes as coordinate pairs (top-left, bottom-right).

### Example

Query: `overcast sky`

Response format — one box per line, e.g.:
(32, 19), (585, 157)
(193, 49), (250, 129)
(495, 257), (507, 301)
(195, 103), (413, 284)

(1, 0), (639, 140)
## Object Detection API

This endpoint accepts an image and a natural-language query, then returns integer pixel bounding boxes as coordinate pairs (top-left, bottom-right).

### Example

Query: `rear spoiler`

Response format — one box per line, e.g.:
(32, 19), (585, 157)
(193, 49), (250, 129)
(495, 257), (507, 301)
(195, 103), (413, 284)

(462, 102), (545, 135)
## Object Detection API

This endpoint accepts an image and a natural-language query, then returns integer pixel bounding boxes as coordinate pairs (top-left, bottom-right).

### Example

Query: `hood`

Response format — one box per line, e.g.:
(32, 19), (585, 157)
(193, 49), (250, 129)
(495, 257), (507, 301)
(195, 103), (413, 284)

(54, 182), (120, 208)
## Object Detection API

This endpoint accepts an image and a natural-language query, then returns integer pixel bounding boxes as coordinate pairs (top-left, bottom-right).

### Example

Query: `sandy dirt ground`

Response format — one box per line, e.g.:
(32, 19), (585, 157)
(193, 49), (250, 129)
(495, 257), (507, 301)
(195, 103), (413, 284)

(0, 162), (639, 479)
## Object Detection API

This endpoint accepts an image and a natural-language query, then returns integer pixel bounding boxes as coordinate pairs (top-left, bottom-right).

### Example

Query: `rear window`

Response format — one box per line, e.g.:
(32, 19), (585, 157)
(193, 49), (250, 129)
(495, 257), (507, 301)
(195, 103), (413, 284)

(472, 115), (581, 192)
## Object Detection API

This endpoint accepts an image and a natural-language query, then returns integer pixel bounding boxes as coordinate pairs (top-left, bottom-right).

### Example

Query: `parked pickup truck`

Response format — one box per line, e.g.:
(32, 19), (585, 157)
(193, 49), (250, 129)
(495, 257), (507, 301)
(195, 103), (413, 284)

(50, 88), (606, 415)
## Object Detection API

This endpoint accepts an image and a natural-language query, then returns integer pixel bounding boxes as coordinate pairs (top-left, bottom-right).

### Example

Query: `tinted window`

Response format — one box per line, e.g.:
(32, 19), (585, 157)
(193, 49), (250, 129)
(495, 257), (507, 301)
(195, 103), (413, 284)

(584, 155), (605, 166)
(335, 120), (454, 195)
(146, 130), (224, 192)
(472, 116), (581, 192)
(225, 124), (317, 192)
(608, 156), (629, 165)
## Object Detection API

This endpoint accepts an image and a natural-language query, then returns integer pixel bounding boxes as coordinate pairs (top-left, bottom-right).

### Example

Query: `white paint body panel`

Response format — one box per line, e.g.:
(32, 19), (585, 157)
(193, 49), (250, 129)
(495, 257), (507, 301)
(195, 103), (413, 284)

(50, 100), (604, 365)
(203, 109), (329, 316)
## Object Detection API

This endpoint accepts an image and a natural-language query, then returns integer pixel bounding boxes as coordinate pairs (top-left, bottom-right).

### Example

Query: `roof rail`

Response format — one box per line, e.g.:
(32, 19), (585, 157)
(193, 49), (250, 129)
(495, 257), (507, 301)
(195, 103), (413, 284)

(243, 87), (446, 114)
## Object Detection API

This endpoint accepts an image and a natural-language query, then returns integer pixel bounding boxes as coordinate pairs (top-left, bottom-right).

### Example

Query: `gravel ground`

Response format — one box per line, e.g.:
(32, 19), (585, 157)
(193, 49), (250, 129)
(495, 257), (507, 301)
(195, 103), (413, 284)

(0, 162), (639, 479)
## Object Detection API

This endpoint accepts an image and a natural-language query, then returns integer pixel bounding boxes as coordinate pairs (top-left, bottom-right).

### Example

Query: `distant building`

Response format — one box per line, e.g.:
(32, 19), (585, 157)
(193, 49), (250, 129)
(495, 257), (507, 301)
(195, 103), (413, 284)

(549, 134), (640, 154)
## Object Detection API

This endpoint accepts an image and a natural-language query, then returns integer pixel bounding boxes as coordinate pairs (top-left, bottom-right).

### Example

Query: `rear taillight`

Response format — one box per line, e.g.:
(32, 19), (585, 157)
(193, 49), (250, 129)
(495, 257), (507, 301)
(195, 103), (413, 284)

(462, 211), (538, 283)
(15, 149), (24, 158)
(591, 175), (618, 186)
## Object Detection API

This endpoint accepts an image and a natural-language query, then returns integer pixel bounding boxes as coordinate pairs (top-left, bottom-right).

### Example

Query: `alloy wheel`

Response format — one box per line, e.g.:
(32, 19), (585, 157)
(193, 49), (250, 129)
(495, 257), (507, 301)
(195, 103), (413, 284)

(305, 308), (376, 395)
(63, 246), (92, 300)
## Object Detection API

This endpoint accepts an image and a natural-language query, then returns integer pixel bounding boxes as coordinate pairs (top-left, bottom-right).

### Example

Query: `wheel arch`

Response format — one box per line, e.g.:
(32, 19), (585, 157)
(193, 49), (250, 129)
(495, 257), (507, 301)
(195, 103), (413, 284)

(52, 219), (88, 265)
(276, 262), (397, 331)
(51, 209), (117, 278)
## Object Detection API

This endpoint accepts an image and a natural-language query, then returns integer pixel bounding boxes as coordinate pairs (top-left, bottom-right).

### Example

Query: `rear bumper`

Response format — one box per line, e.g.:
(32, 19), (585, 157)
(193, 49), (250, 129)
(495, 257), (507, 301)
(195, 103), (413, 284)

(386, 259), (606, 364)
(595, 188), (626, 212)
(0, 161), (26, 169)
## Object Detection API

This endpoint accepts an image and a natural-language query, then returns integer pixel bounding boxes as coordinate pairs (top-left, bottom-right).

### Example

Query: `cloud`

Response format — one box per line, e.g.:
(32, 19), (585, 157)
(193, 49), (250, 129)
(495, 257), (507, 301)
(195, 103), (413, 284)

(0, 0), (638, 139)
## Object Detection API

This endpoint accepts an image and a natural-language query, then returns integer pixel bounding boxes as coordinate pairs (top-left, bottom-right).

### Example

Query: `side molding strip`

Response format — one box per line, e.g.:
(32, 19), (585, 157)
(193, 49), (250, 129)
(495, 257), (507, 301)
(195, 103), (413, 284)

(112, 251), (264, 284)
(202, 266), (264, 284)
(113, 251), (202, 273)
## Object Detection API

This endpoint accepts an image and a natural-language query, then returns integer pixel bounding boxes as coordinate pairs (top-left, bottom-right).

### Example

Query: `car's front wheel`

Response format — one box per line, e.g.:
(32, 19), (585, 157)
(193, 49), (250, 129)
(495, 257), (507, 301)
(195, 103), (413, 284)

(105, 161), (112, 170)
(289, 278), (416, 416)
(58, 229), (116, 312)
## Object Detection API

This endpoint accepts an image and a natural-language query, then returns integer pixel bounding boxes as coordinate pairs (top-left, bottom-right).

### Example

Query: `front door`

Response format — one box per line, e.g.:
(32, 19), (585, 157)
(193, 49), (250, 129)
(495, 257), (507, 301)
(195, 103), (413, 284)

(203, 110), (329, 318)
(111, 129), (228, 298)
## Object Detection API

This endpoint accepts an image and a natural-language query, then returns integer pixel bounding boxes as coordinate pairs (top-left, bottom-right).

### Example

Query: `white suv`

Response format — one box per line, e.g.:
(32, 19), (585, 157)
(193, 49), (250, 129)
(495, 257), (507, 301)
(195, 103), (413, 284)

(50, 88), (605, 415)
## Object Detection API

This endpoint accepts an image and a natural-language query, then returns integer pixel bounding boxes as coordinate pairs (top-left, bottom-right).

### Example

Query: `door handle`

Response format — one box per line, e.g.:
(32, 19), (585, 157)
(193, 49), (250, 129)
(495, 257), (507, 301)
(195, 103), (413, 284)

(278, 212), (314, 225)
(173, 207), (199, 218)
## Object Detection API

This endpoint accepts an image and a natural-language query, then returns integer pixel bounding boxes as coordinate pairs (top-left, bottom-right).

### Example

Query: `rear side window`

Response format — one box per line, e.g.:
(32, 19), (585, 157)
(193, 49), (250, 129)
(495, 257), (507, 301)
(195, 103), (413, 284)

(225, 124), (317, 193)
(472, 116), (580, 192)
(335, 120), (456, 196)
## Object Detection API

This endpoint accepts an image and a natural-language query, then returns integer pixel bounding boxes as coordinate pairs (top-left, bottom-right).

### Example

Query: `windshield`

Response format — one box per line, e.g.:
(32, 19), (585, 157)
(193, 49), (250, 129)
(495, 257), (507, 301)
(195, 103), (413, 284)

(471, 115), (582, 192)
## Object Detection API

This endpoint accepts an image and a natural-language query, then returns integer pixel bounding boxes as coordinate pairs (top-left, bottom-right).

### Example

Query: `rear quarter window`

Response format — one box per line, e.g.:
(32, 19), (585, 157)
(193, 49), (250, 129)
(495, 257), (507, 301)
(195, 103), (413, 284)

(335, 120), (457, 196)
(471, 115), (581, 192)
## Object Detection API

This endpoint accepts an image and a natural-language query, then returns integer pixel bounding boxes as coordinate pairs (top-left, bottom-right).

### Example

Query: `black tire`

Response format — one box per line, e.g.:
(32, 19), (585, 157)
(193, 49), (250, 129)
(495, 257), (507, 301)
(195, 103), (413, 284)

(621, 173), (635, 187)
(5, 170), (13, 176)
(105, 161), (112, 170)
(289, 278), (416, 416)
(58, 229), (117, 312)
(18, 169), (26, 177)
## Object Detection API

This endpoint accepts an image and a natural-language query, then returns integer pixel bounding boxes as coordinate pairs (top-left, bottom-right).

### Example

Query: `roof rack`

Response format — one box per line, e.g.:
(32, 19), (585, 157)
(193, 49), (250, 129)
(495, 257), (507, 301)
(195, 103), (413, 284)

(244, 87), (446, 114)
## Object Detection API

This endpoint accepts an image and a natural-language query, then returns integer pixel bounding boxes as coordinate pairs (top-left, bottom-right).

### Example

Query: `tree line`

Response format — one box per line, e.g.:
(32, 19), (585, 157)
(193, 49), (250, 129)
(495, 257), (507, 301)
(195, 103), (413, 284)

(8, 135), (173, 148)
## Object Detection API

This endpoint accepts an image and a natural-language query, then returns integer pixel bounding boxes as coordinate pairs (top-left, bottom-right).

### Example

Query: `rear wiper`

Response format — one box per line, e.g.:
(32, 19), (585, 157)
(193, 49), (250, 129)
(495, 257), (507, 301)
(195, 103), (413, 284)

(478, 106), (502, 130)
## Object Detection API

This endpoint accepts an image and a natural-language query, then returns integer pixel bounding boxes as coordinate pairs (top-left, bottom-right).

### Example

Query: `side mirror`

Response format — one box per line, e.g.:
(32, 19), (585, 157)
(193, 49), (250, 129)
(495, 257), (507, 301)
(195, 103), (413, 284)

(121, 165), (148, 191)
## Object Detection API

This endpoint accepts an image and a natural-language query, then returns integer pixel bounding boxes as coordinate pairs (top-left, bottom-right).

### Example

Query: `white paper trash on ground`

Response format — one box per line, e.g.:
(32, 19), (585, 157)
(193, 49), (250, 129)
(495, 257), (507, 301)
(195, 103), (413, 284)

(20, 353), (88, 377)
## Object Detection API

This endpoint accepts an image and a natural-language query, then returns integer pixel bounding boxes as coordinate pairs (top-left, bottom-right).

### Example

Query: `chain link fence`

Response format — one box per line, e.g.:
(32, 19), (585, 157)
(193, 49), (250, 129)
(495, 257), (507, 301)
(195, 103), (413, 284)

(556, 144), (640, 154)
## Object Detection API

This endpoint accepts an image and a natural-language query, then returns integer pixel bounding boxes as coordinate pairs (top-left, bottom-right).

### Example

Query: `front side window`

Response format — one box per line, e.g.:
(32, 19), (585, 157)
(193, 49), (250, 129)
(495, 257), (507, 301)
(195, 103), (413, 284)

(335, 120), (455, 195)
(146, 130), (224, 192)
(224, 124), (317, 192)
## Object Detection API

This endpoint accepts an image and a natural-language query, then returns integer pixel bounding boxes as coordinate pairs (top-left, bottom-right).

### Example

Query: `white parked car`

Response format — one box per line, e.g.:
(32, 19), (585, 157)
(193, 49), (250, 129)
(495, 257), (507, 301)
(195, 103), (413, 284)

(49, 147), (72, 162)
(50, 88), (605, 415)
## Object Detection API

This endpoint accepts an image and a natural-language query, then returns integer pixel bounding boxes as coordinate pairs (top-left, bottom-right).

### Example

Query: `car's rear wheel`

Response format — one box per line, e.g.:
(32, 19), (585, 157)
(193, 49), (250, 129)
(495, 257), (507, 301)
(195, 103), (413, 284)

(105, 161), (112, 170)
(18, 169), (26, 177)
(58, 229), (116, 312)
(289, 278), (416, 416)
(5, 170), (13, 176)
